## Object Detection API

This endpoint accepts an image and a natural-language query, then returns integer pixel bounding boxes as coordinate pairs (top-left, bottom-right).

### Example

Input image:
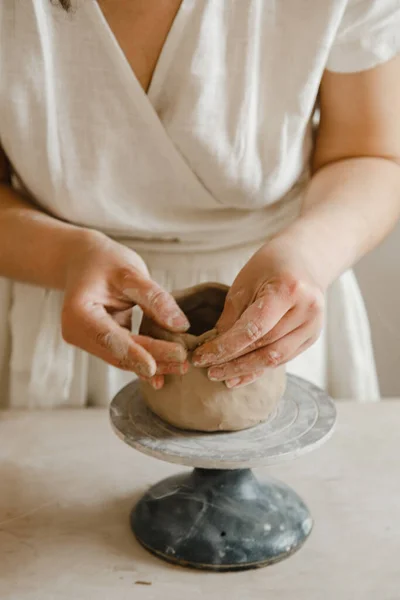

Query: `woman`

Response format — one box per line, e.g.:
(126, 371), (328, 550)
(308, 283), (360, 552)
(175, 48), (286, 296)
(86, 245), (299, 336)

(0, 0), (399, 408)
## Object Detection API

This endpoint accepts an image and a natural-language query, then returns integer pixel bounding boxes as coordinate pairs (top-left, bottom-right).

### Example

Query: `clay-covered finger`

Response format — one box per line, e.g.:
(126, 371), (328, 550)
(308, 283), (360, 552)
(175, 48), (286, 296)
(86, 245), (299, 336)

(207, 322), (317, 380)
(215, 286), (249, 333)
(262, 322), (320, 366)
(156, 361), (189, 376)
(225, 370), (265, 389)
(193, 292), (290, 367)
(133, 335), (187, 363)
(257, 296), (323, 347)
(141, 374), (165, 389)
(122, 275), (190, 332)
(62, 302), (157, 377)
(112, 308), (133, 329)
(251, 306), (303, 347)
(235, 308), (323, 359)
(215, 309), (298, 363)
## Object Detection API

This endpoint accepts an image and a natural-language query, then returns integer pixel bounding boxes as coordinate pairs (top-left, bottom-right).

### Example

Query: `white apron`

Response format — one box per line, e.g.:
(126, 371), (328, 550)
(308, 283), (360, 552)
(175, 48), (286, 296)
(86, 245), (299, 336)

(1, 0), (396, 407)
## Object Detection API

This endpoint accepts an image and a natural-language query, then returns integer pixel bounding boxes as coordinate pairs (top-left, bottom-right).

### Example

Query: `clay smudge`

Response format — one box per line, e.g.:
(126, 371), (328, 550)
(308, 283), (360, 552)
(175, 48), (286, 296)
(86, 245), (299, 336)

(102, 332), (155, 377)
(103, 331), (130, 360)
(125, 286), (189, 330)
(245, 321), (262, 340)
(257, 298), (266, 309)
(229, 287), (246, 308)
(163, 346), (187, 362)
(192, 352), (218, 367)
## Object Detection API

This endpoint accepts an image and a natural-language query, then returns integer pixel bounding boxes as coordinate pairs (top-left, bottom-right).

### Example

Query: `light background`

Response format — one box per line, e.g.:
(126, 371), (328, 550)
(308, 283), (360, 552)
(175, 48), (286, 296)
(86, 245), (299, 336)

(355, 220), (400, 396)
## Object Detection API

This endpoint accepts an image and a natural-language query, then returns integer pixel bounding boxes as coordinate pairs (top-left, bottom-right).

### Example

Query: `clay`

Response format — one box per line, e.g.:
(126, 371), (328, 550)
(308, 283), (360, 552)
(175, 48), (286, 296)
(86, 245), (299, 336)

(139, 283), (286, 432)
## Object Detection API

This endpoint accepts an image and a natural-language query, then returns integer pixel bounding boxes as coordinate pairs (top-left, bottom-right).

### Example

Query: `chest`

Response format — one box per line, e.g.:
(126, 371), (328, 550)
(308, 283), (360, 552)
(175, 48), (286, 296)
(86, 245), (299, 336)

(0, 0), (342, 217)
(97, 0), (183, 92)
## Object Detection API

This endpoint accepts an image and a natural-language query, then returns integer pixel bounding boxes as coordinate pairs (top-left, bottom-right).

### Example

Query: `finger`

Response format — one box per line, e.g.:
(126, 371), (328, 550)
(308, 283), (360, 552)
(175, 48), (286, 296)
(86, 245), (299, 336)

(142, 359), (190, 388)
(156, 361), (189, 376)
(225, 370), (265, 389)
(260, 294), (324, 346)
(112, 308), (132, 329)
(133, 335), (187, 363)
(227, 303), (322, 361)
(269, 310), (323, 365)
(141, 374), (165, 390)
(193, 292), (291, 367)
(263, 323), (318, 366)
(220, 307), (302, 362)
(257, 306), (303, 346)
(216, 286), (250, 333)
(208, 323), (316, 380)
(122, 274), (190, 332)
(62, 302), (157, 377)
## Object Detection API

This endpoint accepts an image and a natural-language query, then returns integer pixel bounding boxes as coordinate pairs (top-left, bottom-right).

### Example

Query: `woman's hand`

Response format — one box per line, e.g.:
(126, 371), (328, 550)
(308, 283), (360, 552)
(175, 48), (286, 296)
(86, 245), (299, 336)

(62, 231), (190, 388)
(192, 235), (325, 388)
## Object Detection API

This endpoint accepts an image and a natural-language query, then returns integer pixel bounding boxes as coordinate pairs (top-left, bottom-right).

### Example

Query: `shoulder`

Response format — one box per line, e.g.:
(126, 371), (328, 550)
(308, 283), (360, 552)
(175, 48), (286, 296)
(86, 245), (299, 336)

(327, 0), (400, 73)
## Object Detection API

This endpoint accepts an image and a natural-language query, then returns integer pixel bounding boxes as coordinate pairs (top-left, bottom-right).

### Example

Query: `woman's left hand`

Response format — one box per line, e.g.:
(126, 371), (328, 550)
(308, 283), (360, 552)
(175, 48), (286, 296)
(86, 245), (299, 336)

(192, 235), (326, 388)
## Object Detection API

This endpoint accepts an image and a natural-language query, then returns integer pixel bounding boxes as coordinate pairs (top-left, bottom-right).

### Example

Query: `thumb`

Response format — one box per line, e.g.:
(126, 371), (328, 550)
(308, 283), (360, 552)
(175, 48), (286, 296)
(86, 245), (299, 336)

(216, 285), (250, 333)
(123, 274), (190, 332)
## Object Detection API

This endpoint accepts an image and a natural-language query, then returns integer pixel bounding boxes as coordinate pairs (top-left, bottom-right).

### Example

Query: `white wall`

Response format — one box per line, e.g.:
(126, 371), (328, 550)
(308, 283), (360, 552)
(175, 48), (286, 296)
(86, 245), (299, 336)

(355, 221), (400, 397)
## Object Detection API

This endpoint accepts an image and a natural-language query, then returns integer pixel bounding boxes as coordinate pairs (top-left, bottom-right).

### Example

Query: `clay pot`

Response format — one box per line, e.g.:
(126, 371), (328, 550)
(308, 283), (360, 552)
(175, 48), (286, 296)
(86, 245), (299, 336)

(139, 282), (286, 432)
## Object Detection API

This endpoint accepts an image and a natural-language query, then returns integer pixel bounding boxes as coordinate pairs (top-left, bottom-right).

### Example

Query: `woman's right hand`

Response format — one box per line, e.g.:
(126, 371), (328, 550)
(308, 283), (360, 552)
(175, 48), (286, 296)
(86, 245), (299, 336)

(61, 230), (190, 389)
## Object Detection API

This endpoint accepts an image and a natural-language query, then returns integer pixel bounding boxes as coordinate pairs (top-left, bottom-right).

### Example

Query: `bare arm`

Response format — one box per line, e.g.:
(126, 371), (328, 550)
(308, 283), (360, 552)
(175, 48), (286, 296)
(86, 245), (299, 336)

(194, 54), (400, 384)
(0, 146), (189, 384)
(282, 54), (400, 288)
(0, 146), (91, 289)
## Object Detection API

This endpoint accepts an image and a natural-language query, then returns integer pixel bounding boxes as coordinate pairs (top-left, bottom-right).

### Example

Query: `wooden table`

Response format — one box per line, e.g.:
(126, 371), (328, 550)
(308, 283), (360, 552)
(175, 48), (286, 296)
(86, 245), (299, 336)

(0, 403), (399, 600)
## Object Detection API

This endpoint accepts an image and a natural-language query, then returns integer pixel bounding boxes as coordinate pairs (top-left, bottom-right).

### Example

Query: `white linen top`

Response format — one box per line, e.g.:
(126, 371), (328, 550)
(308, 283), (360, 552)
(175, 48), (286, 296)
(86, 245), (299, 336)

(0, 0), (399, 408)
(1, 0), (400, 252)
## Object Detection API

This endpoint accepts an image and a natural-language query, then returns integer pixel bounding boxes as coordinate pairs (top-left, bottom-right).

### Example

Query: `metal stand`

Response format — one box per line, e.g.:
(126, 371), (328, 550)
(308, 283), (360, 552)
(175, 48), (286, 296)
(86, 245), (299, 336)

(110, 375), (336, 571)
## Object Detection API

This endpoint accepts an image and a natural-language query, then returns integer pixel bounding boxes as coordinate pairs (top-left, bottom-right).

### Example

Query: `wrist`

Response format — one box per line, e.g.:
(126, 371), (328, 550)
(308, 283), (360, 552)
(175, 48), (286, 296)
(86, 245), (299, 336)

(268, 222), (340, 291)
(57, 227), (107, 290)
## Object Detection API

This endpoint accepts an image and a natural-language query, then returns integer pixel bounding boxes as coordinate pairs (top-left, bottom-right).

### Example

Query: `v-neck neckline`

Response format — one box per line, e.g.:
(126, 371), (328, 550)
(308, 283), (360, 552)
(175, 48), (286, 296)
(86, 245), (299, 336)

(89, 0), (191, 105)
(84, 0), (214, 211)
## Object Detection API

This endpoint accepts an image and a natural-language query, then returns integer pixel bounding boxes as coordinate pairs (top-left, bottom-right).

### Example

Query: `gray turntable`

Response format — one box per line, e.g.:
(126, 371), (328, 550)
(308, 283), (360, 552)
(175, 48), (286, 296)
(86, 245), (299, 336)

(110, 374), (336, 571)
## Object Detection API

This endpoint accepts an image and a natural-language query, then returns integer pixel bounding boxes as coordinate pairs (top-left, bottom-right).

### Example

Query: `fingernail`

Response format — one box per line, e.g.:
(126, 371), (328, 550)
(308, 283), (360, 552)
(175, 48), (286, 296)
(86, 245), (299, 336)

(208, 367), (225, 381)
(135, 362), (157, 379)
(151, 376), (164, 390)
(225, 377), (241, 389)
(167, 312), (190, 331)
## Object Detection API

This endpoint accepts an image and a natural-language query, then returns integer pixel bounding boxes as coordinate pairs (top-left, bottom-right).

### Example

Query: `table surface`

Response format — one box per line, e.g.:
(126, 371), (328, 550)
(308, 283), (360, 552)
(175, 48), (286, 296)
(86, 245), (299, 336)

(0, 402), (399, 600)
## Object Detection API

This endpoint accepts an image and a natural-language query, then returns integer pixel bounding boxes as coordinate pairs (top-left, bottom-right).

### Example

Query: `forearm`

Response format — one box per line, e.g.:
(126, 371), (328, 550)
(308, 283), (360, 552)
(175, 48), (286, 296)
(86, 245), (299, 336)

(277, 157), (400, 289)
(0, 183), (98, 289)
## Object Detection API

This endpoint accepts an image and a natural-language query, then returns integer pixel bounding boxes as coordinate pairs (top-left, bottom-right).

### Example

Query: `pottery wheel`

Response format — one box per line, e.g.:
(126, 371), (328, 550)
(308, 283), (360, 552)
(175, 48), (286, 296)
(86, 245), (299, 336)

(110, 375), (336, 571)
(110, 374), (336, 470)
